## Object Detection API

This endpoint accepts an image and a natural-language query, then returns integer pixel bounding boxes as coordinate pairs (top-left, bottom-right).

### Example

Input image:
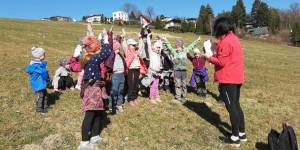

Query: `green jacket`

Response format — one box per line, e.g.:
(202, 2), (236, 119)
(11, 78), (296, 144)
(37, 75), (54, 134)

(165, 39), (199, 71)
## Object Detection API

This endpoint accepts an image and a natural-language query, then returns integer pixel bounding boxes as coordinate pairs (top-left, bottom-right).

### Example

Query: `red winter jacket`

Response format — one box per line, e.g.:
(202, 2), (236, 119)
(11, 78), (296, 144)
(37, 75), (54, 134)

(208, 31), (244, 84)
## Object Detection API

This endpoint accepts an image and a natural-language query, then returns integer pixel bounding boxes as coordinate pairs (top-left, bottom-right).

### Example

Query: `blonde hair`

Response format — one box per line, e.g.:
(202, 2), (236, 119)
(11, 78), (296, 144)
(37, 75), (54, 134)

(79, 50), (101, 70)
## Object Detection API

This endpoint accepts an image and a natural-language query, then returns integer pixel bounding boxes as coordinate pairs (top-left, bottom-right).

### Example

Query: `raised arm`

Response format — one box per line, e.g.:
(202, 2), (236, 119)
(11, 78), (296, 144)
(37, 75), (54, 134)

(187, 53), (194, 62)
(147, 33), (153, 59)
(94, 33), (111, 65)
(163, 36), (177, 56)
(121, 29), (128, 56)
(184, 36), (201, 54)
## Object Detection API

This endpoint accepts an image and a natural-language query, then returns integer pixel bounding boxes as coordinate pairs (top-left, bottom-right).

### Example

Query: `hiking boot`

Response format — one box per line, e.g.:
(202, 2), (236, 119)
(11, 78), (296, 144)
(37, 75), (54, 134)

(90, 135), (108, 144)
(78, 142), (99, 150)
(116, 106), (124, 113)
(219, 136), (240, 147)
(36, 108), (48, 114)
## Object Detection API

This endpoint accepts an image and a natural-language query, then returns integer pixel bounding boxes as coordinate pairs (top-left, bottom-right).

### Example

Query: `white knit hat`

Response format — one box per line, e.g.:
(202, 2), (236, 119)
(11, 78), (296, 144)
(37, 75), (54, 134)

(31, 46), (45, 59)
(193, 48), (200, 54)
(153, 42), (161, 49)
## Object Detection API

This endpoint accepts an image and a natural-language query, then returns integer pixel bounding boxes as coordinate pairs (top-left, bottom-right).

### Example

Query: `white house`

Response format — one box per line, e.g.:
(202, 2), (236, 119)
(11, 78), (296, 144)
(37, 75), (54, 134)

(161, 17), (172, 22)
(86, 14), (104, 23)
(112, 11), (129, 21)
(185, 18), (197, 23)
(165, 19), (181, 29)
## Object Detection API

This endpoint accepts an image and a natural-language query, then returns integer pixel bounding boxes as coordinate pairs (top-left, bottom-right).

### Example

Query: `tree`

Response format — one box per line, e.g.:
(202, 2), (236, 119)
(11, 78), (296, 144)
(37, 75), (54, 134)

(206, 4), (214, 36)
(217, 10), (232, 19)
(291, 22), (300, 46)
(251, 0), (261, 27)
(257, 2), (270, 27)
(269, 8), (280, 34)
(155, 16), (164, 30)
(122, 3), (137, 14)
(136, 10), (143, 18)
(82, 16), (88, 22)
(101, 15), (104, 23)
(129, 11), (136, 20)
(146, 6), (155, 17)
(160, 15), (165, 20)
(231, 0), (247, 28)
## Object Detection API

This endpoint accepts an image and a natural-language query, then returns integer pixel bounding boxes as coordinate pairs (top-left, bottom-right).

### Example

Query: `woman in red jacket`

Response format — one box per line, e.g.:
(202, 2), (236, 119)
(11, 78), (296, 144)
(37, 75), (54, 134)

(203, 17), (246, 148)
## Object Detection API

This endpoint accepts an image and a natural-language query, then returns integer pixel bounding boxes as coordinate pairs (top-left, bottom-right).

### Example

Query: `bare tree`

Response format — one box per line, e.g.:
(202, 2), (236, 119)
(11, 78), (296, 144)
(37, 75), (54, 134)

(122, 3), (137, 14)
(136, 10), (143, 18)
(146, 6), (155, 17)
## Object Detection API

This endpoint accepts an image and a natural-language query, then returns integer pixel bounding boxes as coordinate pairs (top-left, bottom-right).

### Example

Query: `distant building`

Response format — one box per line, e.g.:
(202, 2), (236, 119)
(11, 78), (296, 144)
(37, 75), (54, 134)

(184, 18), (197, 23)
(86, 14), (104, 23)
(161, 17), (172, 22)
(40, 18), (50, 21)
(165, 19), (181, 29)
(247, 27), (269, 36)
(112, 11), (129, 22)
(244, 22), (255, 28)
(50, 16), (75, 22)
(139, 14), (155, 25)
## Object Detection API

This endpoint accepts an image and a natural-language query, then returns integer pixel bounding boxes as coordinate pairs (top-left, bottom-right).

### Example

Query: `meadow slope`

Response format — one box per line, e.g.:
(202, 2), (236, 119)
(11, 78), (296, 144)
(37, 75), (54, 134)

(0, 18), (299, 150)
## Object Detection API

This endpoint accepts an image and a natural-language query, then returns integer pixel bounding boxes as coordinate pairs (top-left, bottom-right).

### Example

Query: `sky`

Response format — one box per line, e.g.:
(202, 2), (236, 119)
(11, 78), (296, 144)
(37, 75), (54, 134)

(0, 0), (298, 21)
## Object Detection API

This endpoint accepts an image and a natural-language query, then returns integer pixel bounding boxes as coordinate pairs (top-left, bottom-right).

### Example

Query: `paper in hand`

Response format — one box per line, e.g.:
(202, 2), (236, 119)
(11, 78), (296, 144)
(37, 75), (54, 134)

(204, 39), (215, 56)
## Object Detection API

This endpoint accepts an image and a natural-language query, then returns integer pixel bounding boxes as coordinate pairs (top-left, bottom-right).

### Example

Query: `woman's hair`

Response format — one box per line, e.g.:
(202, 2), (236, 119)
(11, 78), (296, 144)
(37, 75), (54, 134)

(214, 17), (235, 39)
(79, 50), (101, 70)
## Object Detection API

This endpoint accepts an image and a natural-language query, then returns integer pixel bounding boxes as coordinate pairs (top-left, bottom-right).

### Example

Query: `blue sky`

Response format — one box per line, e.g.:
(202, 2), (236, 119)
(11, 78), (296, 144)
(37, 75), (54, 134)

(0, 0), (297, 21)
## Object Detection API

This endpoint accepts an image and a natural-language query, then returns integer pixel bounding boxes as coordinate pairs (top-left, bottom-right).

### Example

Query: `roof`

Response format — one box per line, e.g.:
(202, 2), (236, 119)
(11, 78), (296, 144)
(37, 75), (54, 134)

(140, 14), (155, 23)
(185, 18), (197, 20)
(247, 27), (268, 36)
(166, 19), (181, 24)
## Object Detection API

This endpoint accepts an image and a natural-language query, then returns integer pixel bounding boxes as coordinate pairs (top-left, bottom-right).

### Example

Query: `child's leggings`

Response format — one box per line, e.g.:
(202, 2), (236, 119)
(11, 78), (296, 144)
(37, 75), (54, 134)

(81, 110), (102, 141)
(150, 76), (159, 97)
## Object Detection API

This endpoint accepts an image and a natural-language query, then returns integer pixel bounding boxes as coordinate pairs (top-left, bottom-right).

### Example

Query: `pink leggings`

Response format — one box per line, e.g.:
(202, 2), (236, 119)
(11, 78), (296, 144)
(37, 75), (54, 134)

(77, 70), (84, 86)
(150, 76), (159, 97)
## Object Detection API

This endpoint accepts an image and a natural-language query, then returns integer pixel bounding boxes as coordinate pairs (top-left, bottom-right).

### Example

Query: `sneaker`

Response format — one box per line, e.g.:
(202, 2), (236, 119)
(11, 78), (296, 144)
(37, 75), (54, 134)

(78, 142), (99, 150)
(110, 109), (117, 115)
(219, 136), (240, 147)
(44, 106), (53, 110)
(90, 135), (108, 144)
(116, 106), (124, 113)
(138, 91), (143, 96)
(75, 85), (81, 90)
(70, 87), (75, 90)
(129, 101), (135, 107)
(155, 97), (162, 103)
(149, 99), (157, 104)
(133, 99), (139, 106)
(183, 97), (191, 101)
(239, 134), (247, 142)
(36, 108), (48, 114)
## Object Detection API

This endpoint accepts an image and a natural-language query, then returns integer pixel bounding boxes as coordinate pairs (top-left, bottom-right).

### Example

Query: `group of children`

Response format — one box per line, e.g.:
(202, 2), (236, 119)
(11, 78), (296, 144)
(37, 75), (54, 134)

(26, 22), (210, 149)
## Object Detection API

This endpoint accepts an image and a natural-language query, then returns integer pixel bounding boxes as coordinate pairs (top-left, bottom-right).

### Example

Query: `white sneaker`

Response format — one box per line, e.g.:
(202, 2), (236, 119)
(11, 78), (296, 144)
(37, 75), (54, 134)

(78, 142), (98, 150)
(90, 135), (108, 144)
(75, 85), (81, 90)
(116, 106), (124, 113)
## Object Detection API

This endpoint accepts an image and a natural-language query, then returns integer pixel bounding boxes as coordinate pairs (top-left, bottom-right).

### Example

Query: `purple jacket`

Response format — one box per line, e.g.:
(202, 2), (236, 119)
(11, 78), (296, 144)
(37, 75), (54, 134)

(104, 31), (127, 72)
(189, 67), (209, 87)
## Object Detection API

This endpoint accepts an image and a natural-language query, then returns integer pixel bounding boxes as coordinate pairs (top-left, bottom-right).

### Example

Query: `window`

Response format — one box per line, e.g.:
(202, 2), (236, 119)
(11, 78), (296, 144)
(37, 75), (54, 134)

(114, 14), (116, 17)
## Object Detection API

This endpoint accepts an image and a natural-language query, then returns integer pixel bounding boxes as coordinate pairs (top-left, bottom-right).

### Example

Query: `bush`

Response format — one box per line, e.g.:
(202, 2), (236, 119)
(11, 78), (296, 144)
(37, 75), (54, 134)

(118, 22), (122, 26)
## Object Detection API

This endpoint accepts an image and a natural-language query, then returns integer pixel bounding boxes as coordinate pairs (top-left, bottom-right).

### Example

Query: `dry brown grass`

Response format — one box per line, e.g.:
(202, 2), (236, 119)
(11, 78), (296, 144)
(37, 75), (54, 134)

(0, 18), (299, 150)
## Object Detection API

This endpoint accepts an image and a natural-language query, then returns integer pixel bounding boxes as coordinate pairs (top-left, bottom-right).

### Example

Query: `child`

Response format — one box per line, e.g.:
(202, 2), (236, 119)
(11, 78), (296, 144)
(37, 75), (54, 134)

(163, 36), (201, 102)
(53, 58), (74, 92)
(148, 34), (162, 104)
(26, 46), (51, 114)
(105, 28), (127, 113)
(78, 32), (111, 149)
(122, 29), (148, 107)
(187, 48), (209, 98)
(160, 42), (174, 93)
(74, 37), (85, 90)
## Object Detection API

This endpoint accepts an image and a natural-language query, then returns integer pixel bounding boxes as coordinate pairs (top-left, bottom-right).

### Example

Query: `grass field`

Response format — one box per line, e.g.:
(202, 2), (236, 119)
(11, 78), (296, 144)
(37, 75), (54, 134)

(0, 18), (299, 150)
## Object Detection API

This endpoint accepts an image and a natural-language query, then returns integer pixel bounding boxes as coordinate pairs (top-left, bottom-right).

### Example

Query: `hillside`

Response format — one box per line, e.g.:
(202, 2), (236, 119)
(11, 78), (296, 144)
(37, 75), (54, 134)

(0, 18), (299, 150)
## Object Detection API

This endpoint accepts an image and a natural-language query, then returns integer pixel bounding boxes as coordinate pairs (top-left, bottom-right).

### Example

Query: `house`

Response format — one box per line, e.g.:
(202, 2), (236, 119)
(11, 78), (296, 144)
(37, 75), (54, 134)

(247, 27), (269, 36)
(244, 22), (255, 28)
(86, 14), (104, 23)
(50, 16), (75, 22)
(40, 18), (50, 21)
(164, 19), (181, 29)
(112, 11), (129, 22)
(161, 17), (172, 22)
(185, 18), (197, 23)
(139, 14), (155, 25)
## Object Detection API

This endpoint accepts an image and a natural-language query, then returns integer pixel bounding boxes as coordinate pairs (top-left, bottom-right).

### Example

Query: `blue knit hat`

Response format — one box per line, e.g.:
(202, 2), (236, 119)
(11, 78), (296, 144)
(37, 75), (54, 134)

(176, 40), (184, 48)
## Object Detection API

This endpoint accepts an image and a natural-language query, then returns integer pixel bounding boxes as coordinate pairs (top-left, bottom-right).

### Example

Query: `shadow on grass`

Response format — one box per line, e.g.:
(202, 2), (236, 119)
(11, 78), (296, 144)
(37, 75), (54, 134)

(183, 101), (231, 136)
(255, 142), (269, 150)
(99, 111), (111, 135)
(47, 92), (62, 105)
(187, 85), (197, 94)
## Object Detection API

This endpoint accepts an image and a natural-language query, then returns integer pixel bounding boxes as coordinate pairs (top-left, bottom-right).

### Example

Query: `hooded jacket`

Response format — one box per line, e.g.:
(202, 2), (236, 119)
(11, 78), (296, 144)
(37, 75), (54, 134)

(26, 60), (50, 92)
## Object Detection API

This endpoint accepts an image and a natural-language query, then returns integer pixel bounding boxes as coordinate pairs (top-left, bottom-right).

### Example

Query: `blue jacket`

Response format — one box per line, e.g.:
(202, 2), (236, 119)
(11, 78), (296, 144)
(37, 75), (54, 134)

(26, 60), (50, 92)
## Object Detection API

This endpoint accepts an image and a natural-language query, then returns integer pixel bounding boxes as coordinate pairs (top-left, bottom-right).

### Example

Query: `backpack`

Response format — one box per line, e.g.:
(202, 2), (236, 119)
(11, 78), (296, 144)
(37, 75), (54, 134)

(69, 57), (81, 72)
(268, 123), (298, 150)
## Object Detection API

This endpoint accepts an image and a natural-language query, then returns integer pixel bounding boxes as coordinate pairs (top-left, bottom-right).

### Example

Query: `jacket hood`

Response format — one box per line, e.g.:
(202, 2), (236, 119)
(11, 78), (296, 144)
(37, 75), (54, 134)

(26, 60), (48, 74)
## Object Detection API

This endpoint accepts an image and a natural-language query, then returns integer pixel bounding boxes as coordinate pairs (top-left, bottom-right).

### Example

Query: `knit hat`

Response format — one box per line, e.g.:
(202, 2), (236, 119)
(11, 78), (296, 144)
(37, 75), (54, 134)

(59, 58), (69, 67)
(127, 39), (137, 45)
(176, 40), (184, 48)
(153, 42), (161, 49)
(31, 46), (45, 59)
(82, 36), (101, 53)
(113, 40), (121, 51)
(193, 48), (201, 54)
(79, 37), (84, 46)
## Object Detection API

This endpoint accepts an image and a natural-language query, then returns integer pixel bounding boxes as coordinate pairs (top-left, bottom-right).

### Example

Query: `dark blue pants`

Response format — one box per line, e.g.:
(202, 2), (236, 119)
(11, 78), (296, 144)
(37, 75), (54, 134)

(110, 73), (125, 109)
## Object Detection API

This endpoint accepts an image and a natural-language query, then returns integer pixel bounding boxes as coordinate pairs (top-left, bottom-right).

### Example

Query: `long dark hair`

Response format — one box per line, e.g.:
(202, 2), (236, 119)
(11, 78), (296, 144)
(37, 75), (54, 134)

(214, 17), (235, 39)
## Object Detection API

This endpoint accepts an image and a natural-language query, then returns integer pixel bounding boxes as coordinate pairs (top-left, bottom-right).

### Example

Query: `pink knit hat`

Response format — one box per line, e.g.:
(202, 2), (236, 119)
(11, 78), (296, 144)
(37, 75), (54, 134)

(113, 40), (121, 51)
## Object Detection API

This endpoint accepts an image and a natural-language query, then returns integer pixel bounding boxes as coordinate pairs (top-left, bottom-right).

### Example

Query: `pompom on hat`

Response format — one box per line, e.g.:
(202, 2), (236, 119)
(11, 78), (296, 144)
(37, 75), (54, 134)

(82, 36), (101, 53)
(193, 48), (201, 54)
(31, 46), (45, 59)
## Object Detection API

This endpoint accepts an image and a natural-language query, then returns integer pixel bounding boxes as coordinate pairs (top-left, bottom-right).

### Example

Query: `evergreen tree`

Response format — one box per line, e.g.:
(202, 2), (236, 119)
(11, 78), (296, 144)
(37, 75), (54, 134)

(129, 11), (136, 20)
(251, 0), (261, 27)
(206, 4), (214, 35)
(195, 5), (205, 34)
(291, 22), (300, 46)
(269, 8), (280, 34)
(101, 15), (104, 23)
(181, 20), (189, 32)
(160, 15), (165, 20)
(257, 2), (270, 27)
(200, 5), (207, 34)
(217, 10), (232, 19)
(155, 16), (164, 30)
(231, 0), (247, 28)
